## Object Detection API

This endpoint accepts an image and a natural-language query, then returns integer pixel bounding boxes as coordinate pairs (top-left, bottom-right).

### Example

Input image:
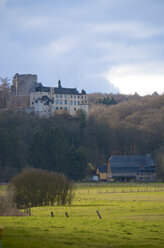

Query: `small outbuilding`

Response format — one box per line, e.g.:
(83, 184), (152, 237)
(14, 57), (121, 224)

(96, 165), (108, 181)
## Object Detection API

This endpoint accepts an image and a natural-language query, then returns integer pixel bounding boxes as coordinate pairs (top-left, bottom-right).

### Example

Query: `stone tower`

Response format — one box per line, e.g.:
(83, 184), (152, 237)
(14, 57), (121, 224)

(11, 73), (38, 96)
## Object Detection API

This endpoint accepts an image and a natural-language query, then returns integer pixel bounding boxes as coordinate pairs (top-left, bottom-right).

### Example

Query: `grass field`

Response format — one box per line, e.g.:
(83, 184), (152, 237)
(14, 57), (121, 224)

(0, 183), (164, 248)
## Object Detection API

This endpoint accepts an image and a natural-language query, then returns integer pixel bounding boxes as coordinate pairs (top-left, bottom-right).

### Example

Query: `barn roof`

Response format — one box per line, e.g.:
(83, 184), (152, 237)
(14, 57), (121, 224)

(109, 154), (154, 167)
(97, 165), (107, 173)
(109, 154), (155, 176)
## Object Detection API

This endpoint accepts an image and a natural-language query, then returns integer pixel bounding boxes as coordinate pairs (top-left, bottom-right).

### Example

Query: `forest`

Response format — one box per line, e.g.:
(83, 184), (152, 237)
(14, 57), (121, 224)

(0, 93), (164, 182)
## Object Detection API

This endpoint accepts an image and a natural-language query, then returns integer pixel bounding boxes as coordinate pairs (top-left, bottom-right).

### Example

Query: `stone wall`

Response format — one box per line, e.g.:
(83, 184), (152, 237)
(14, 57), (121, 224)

(7, 96), (30, 109)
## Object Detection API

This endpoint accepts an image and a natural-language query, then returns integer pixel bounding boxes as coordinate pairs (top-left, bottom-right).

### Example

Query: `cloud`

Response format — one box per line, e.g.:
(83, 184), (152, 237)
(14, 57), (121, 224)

(93, 21), (164, 40)
(44, 39), (76, 56)
(0, 0), (164, 95)
(104, 63), (164, 95)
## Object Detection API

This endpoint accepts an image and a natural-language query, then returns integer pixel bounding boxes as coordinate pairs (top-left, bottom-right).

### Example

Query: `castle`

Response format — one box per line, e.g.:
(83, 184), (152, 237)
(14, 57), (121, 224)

(3, 73), (89, 117)
(30, 80), (88, 117)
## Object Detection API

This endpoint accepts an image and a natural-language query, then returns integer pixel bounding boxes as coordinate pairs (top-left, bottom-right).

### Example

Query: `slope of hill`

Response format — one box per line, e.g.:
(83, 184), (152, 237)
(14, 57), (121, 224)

(89, 94), (164, 180)
(0, 94), (164, 181)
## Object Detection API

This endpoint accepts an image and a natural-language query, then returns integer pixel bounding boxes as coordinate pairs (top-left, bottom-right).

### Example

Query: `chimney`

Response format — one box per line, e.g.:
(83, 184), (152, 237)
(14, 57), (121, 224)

(58, 80), (62, 88)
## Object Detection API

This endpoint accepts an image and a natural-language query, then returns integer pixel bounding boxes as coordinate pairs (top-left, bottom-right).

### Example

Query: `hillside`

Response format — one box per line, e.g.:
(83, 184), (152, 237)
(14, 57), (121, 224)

(88, 92), (141, 105)
(0, 93), (164, 181)
(89, 94), (164, 180)
(89, 94), (164, 130)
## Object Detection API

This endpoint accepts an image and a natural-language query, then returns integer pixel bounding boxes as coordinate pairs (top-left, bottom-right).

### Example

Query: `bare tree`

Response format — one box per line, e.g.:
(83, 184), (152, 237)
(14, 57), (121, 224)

(0, 77), (10, 108)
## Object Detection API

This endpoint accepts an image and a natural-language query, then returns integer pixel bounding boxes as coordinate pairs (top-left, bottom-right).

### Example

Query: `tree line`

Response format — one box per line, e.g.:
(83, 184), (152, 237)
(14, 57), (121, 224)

(96, 96), (117, 106)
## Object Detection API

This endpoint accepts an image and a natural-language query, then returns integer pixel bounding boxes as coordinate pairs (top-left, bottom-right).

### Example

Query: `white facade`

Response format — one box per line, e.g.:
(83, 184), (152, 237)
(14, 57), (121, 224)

(30, 82), (89, 117)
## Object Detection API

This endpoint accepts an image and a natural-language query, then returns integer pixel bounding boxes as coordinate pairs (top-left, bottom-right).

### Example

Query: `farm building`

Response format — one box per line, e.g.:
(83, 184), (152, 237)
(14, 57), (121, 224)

(108, 154), (156, 182)
(96, 165), (108, 181)
(85, 163), (108, 182)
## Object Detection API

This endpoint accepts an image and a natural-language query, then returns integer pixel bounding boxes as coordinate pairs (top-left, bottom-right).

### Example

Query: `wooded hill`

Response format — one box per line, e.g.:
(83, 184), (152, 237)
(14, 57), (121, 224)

(90, 93), (164, 179)
(0, 93), (164, 182)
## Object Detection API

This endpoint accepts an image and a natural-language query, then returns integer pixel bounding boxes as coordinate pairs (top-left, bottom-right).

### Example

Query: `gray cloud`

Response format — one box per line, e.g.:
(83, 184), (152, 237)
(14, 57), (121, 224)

(0, 0), (164, 94)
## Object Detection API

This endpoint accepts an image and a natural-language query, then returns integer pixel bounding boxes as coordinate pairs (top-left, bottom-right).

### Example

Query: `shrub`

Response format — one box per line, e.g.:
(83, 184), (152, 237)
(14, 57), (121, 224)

(0, 187), (24, 216)
(9, 169), (74, 208)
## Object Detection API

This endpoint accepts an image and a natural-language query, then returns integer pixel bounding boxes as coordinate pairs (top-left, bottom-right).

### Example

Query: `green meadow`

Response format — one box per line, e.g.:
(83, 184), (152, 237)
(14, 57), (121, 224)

(0, 183), (164, 248)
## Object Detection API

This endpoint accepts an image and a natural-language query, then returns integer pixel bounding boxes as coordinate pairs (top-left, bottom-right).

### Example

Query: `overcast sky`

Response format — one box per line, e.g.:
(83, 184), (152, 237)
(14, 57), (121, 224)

(0, 0), (164, 95)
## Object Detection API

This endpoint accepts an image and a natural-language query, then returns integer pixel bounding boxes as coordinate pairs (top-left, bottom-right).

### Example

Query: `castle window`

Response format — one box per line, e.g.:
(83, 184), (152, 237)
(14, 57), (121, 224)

(60, 107), (62, 110)
(74, 101), (76, 105)
(56, 107), (58, 110)
(64, 95), (67, 98)
(64, 107), (67, 110)
(56, 100), (59, 105)
(71, 100), (73, 105)
(60, 94), (62, 98)
(81, 96), (83, 99)
(64, 100), (67, 105)
(56, 94), (58, 98)
(71, 95), (73, 98)
(78, 95), (80, 99)
(60, 100), (63, 105)
(74, 95), (76, 99)
(74, 107), (76, 111)
(78, 101), (80, 106)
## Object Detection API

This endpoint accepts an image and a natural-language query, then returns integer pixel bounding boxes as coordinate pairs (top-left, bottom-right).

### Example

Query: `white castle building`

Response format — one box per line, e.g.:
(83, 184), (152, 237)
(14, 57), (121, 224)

(30, 80), (89, 117)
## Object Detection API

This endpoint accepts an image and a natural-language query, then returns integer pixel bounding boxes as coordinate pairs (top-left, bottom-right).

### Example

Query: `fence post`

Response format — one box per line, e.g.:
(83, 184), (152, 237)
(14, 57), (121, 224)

(65, 212), (69, 218)
(51, 211), (54, 217)
(29, 207), (31, 216)
(0, 226), (3, 248)
(96, 210), (102, 219)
